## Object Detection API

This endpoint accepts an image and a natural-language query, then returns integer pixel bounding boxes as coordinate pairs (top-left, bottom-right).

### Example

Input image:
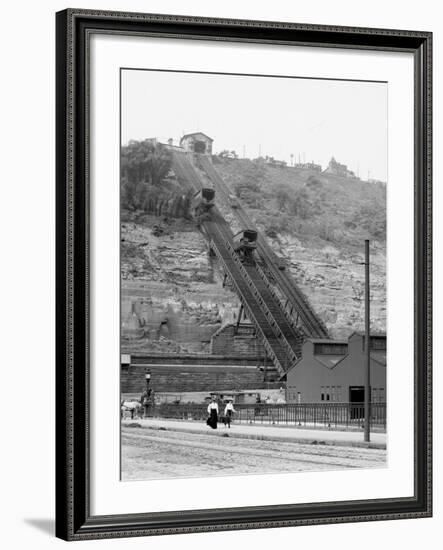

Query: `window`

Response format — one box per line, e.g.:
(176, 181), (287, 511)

(314, 343), (348, 355)
(371, 336), (387, 350)
(362, 336), (387, 350)
(371, 387), (386, 402)
(287, 385), (297, 401)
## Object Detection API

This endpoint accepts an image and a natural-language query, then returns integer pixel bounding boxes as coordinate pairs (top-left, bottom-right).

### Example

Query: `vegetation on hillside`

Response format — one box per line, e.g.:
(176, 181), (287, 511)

(215, 158), (386, 248)
(121, 140), (173, 211)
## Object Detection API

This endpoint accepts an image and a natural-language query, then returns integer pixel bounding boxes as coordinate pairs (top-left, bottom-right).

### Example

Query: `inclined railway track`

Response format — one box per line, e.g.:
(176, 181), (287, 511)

(205, 217), (295, 376)
(197, 155), (329, 339)
(168, 150), (327, 376)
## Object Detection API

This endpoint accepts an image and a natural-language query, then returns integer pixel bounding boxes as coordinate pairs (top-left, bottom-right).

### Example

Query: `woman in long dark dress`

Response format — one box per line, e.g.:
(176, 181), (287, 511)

(206, 396), (219, 429)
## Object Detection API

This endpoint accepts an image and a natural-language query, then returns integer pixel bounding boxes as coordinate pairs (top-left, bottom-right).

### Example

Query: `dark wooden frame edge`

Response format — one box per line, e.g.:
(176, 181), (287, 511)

(55, 8), (432, 541)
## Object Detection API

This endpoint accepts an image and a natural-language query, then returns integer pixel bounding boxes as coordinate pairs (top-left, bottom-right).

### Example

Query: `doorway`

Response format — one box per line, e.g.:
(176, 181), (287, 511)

(349, 386), (365, 420)
(194, 140), (206, 153)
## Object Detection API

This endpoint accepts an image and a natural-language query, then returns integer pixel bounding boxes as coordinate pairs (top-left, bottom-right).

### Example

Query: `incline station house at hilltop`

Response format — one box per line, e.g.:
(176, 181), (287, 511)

(179, 132), (213, 155)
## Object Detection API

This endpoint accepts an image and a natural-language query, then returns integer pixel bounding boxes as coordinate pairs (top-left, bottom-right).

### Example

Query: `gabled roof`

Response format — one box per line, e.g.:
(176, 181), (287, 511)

(180, 132), (214, 142)
(332, 349), (387, 369)
(314, 355), (347, 369)
(371, 351), (387, 367)
(349, 331), (386, 339)
(307, 338), (348, 345)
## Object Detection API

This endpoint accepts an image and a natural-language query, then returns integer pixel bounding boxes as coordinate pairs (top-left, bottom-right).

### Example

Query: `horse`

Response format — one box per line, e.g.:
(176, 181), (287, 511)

(121, 399), (143, 420)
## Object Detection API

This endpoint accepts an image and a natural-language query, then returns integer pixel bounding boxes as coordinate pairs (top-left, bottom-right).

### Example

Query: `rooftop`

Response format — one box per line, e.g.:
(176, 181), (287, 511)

(307, 338), (348, 345)
(180, 132), (214, 142)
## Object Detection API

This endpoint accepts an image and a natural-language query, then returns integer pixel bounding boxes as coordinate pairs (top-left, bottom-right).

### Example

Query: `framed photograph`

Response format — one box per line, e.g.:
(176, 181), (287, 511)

(55, 8), (432, 541)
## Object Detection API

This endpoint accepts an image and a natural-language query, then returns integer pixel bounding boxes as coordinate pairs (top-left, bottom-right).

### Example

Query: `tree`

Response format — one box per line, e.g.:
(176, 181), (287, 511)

(354, 199), (386, 240)
(121, 176), (148, 211)
(287, 188), (315, 219)
(275, 185), (290, 211)
(121, 139), (172, 187)
(121, 140), (172, 210)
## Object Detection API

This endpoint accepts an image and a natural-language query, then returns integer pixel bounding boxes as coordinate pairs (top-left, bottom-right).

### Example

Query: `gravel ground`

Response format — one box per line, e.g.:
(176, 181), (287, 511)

(121, 425), (387, 480)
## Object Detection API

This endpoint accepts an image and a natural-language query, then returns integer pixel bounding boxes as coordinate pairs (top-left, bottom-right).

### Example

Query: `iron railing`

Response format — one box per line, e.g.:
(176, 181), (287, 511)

(144, 402), (386, 430)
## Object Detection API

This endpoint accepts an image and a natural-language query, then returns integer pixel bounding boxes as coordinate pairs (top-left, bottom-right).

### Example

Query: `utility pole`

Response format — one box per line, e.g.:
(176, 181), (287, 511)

(364, 239), (371, 442)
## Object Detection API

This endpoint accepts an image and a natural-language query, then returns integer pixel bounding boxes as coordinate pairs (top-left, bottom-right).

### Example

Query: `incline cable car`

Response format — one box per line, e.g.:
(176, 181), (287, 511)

(233, 229), (258, 264)
(192, 187), (215, 223)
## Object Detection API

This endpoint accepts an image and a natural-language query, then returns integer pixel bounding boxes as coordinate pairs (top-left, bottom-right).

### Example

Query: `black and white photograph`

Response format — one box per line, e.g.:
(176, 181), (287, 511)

(120, 69), (388, 481)
(0, 0), (438, 546)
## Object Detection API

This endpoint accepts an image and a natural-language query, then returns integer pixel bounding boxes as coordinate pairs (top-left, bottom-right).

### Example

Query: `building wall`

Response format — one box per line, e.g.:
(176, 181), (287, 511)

(210, 323), (266, 357)
(121, 354), (276, 394)
(180, 134), (213, 155)
(121, 363), (268, 394)
(286, 335), (386, 403)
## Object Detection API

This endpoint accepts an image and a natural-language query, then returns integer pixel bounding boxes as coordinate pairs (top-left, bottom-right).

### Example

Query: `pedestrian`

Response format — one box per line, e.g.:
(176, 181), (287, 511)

(206, 395), (219, 429)
(140, 388), (152, 418)
(223, 399), (236, 428)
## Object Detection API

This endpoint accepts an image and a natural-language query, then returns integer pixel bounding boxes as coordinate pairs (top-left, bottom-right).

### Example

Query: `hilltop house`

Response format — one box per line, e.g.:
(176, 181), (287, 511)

(293, 161), (322, 172)
(179, 132), (213, 155)
(264, 156), (287, 168)
(323, 157), (358, 179)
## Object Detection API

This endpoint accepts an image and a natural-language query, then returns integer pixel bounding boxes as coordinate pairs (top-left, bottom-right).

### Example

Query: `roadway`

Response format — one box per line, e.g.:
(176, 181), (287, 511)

(121, 421), (387, 481)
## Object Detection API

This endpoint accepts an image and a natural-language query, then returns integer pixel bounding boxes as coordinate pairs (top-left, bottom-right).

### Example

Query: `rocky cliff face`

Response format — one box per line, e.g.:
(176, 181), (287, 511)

(121, 210), (385, 351)
(268, 234), (386, 339)
(121, 212), (242, 353)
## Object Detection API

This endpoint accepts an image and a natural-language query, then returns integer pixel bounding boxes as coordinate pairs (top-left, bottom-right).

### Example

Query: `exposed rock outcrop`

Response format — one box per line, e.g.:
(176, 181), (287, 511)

(121, 214), (242, 353)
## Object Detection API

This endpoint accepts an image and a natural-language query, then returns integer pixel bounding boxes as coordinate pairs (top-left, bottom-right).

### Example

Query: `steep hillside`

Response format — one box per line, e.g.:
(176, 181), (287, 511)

(213, 157), (386, 248)
(209, 158), (386, 338)
(120, 155), (387, 352)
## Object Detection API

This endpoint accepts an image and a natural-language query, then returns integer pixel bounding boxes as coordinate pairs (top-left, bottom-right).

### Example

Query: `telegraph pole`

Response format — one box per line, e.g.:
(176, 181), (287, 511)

(364, 239), (371, 442)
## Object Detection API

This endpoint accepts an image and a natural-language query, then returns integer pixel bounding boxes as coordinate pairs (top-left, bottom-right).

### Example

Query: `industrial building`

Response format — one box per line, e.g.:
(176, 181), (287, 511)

(285, 332), (386, 404)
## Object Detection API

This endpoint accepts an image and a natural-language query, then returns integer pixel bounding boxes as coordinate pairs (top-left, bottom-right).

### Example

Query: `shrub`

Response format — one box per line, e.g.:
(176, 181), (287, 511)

(232, 163), (266, 208)
(353, 199), (386, 240)
(287, 188), (317, 219)
(306, 175), (323, 188)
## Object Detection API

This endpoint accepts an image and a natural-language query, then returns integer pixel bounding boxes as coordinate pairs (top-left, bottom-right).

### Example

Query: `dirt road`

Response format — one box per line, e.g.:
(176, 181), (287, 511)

(121, 425), (386, 480)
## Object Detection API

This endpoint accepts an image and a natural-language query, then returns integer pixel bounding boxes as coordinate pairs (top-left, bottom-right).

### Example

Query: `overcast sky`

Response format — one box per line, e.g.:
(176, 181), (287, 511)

(122, 69), (387, 181)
